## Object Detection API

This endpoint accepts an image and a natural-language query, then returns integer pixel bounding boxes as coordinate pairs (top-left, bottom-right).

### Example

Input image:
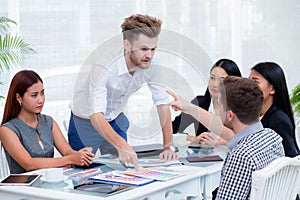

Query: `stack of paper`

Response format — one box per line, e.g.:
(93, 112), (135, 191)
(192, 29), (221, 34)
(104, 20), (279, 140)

(123, 159), (183, 168)
(63, 168), (102, 182)
(123, 168), (185, 181)
(88, 167), (186, 186)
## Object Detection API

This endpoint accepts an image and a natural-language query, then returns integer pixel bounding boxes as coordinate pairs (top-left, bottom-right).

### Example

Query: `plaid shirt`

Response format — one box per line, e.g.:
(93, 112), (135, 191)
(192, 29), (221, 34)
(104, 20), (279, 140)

(216, 122), (284, 200)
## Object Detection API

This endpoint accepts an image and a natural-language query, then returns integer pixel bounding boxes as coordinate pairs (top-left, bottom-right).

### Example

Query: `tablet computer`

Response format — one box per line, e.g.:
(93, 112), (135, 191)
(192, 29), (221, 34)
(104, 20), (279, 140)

(0, 174), (41, 186)
(74, 182), (132, 194)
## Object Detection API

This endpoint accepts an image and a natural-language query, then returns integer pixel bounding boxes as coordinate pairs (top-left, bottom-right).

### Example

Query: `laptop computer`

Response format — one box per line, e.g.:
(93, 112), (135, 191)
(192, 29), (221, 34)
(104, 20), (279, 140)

(108, 143), (164, 158)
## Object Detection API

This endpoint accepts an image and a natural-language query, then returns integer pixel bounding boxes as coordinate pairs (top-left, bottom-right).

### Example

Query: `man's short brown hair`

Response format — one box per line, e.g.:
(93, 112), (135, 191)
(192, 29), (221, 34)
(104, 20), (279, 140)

(121, 14), (162, 42)
(219, 76), (264, 124)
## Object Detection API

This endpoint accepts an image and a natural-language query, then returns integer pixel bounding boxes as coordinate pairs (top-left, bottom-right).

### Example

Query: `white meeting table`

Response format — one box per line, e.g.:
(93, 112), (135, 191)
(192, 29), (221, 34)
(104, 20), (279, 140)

(0, 145), (228, 200)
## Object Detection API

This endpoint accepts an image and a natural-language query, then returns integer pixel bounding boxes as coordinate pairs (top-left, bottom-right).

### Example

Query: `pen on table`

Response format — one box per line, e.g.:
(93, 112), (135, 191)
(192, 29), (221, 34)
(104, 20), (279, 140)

(120, 161), (144, 171)
(120, 161), (128, 168)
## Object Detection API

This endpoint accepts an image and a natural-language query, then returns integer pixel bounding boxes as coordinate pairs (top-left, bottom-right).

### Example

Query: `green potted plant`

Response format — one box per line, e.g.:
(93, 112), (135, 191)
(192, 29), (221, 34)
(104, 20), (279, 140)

(290, 83), (300, 125)
(0, 16), (36, 99)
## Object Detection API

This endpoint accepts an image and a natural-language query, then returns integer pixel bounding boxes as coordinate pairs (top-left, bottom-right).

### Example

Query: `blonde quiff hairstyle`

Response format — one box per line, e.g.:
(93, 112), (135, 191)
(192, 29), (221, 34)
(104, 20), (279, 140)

(121, 14), (162, 43)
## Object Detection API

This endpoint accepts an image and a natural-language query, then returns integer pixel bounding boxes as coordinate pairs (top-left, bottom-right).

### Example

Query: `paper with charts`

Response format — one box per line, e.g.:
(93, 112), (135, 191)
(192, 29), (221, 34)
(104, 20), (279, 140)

(123, 158), (182, 168)
(88, 171), (155, 186)
(124, 168), (185, 181)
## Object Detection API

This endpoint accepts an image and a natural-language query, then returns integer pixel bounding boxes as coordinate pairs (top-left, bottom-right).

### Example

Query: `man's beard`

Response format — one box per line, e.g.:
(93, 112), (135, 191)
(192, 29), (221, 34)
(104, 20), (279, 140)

(129, 52), (151, 69)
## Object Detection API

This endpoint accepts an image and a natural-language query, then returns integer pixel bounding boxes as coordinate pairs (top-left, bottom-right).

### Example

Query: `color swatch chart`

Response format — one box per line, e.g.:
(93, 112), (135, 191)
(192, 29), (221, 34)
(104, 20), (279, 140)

(123, 159), (182, 168)
(88, 172), (155, 186)
(125, 169), (183, 181)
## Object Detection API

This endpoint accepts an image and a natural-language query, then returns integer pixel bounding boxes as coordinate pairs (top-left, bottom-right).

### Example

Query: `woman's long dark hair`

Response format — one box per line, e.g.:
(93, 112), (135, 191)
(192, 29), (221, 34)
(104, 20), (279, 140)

(1, 70), (43, 125)
(251, 62), (295, 130)
(204, 58), (242, 97)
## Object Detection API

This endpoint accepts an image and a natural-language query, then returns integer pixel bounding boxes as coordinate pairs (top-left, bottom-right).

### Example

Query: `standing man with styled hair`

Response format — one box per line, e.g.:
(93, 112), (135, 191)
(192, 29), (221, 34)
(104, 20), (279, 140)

(168, 76), (284, 199)
(68, 14), (178, 168)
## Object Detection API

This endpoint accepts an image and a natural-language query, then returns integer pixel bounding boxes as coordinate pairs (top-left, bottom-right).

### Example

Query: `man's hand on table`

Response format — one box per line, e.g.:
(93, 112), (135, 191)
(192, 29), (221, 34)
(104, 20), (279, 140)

(159, 148), (179, 161)
(117, 144), (139, 170)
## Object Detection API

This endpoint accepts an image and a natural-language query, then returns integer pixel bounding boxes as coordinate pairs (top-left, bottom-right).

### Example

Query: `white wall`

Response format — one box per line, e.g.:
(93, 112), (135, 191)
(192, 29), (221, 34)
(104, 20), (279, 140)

(1, 0), (299, 144)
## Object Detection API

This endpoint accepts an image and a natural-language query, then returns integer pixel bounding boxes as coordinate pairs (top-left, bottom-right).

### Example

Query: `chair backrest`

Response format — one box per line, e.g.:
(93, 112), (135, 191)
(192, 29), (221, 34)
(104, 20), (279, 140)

(250, 156), (300, 200)
(297, 155), (300, 196)
(0, 141), (10, 180)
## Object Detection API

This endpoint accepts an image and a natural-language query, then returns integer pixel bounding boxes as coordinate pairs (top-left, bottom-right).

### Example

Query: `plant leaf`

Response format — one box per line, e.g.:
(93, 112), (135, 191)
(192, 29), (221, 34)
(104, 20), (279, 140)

(0, 16), (16, 34)
(0, 34), (36, 71)
(290, 83), (300, 124)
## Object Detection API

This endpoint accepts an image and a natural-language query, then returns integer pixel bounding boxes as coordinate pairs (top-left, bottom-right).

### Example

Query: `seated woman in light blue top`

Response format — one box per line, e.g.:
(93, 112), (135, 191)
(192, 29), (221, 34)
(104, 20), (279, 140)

(0, 70), (94, 174)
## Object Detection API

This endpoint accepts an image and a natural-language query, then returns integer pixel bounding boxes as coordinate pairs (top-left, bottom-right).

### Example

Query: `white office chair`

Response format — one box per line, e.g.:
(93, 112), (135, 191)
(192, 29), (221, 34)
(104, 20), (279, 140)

(297, 155), (300, 197)
(250, 156), (300, 200)
(0, 141), (10, 179)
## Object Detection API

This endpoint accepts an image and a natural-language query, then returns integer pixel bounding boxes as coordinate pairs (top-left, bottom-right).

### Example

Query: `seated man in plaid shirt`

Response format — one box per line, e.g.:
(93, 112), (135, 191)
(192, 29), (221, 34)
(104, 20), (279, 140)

(168, 76), (284, 199)
(215, 76), (284, 199)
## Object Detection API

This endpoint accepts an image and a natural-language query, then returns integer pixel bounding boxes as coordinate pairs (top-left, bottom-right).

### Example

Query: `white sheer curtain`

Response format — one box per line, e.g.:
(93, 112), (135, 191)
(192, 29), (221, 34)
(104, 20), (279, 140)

(1, 0), (299, 144)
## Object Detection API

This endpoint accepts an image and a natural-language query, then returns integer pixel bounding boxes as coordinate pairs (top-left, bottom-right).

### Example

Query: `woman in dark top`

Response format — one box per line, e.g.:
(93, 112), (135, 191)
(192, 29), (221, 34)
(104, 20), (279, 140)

(250, 62), (300, 157)
(0, 70), (94, 174)
(172, 58), (242, 143)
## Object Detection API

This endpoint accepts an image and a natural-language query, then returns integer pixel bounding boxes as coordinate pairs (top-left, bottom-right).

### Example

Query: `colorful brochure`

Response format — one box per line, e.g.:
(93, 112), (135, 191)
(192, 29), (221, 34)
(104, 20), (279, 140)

(124, 168), (184, 181)
(88, 171), (155, 186)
